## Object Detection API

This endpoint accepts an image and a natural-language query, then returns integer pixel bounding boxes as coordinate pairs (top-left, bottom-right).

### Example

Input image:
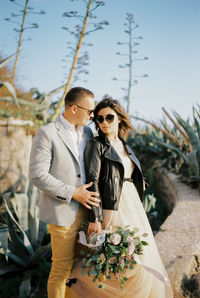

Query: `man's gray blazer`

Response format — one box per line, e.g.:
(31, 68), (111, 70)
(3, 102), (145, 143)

(29, 116), (93, 226)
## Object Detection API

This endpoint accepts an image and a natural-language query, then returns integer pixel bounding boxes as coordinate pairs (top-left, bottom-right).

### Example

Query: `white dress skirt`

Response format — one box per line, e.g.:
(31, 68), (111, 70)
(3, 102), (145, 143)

(68, 154), (173, 297)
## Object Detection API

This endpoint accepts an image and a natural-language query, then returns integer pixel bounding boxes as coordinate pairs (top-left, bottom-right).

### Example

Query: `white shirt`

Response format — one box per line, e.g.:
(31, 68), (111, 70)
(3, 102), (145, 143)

(60, 113), (86, 183)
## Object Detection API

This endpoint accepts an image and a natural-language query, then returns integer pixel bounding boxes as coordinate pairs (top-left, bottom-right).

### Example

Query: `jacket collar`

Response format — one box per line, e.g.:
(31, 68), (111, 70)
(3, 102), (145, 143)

(98, 133), (122, 164)
(105, 145), (123, 164)
(99, 132), (142, 172)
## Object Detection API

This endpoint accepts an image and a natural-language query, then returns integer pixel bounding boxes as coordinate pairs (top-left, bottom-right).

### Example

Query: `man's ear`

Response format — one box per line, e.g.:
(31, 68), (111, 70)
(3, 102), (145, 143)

(71, 105), (78, 114)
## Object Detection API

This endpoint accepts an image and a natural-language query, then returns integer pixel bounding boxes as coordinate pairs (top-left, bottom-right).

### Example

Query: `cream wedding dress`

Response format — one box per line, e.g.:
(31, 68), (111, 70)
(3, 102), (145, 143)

(68, 153), (173, 298)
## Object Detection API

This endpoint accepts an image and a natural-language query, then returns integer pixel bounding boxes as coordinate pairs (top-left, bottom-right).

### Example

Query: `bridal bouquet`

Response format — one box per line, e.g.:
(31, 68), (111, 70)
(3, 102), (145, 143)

(79, 226), (148, 290)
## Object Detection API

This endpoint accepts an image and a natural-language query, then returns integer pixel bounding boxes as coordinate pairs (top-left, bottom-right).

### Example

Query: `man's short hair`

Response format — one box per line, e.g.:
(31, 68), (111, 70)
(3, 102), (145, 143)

(64, 87), (94, 106)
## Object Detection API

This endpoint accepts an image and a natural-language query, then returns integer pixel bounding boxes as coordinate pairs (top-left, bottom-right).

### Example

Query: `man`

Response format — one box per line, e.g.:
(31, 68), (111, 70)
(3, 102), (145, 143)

(29, 87), (100, 298)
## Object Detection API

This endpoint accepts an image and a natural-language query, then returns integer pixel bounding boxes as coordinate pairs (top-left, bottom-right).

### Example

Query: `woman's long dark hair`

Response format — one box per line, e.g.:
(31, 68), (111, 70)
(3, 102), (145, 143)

(93, 98), (133, 139)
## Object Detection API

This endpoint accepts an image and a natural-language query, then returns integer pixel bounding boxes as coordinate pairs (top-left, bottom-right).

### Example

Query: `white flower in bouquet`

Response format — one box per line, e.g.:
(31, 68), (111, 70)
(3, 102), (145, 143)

(89, 230), (107, 247)
(127, 243), (135, 256)
(109, 233), (121, 245)
(126, 235), (134, 243)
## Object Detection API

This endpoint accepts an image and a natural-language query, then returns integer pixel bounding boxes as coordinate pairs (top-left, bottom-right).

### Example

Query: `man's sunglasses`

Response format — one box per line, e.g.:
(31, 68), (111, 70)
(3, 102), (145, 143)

(69, 104), (93, 115)
(95, 114), (115, 124)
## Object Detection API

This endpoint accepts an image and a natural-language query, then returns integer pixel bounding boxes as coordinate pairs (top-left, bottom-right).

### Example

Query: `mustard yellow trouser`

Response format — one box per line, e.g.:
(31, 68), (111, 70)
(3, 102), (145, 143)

(47, 205), (87, 298)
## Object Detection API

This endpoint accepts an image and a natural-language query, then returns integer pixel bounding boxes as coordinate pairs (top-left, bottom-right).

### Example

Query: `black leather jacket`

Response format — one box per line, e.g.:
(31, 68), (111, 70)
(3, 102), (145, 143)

(84, 133), (145, 223)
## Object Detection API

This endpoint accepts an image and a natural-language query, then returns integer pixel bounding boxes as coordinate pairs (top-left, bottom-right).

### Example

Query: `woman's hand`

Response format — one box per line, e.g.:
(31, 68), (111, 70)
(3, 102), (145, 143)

(88, 222), (102, 235)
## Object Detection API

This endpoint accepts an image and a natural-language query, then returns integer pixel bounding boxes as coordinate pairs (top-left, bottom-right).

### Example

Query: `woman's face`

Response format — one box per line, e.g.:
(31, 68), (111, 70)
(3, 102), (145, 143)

(96, 107), (120, 137)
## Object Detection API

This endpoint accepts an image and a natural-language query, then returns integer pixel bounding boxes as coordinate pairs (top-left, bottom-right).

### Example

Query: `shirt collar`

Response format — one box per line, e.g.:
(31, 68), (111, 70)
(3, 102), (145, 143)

(60, 113), (83, 134)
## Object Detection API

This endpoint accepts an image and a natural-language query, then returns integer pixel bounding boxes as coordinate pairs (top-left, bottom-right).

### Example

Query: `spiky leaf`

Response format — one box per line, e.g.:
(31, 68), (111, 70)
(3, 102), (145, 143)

(0, 53), (17, 68)
(0, 224), (9, 261)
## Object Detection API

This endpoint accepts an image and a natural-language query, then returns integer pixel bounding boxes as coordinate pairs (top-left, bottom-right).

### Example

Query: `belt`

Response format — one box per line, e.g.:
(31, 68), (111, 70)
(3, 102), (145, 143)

(123, 178), (133, 183)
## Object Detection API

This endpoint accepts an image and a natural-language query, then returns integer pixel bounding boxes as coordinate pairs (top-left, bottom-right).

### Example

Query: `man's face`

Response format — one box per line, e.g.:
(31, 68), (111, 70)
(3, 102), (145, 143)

(75, 96), (95, 126)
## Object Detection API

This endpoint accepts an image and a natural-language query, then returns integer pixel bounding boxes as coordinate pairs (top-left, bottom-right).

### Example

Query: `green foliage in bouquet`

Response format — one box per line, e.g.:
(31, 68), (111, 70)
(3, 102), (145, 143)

(80, 226), (148, 290)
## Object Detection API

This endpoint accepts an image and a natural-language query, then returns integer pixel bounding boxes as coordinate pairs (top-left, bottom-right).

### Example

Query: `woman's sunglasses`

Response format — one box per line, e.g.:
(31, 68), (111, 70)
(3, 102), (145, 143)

(95, 114), (115, 124)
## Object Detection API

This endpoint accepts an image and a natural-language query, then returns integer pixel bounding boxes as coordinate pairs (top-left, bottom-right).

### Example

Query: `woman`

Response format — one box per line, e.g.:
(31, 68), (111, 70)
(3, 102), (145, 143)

(69, 98), (173, 297)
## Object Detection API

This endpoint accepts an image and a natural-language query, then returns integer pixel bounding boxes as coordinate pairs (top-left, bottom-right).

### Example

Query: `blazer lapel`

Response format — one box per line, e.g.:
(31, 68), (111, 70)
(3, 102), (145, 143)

(54, 118), (79, 163)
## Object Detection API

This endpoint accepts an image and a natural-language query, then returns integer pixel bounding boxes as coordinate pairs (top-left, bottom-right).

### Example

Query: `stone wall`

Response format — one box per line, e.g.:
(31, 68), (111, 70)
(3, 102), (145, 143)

(155, 168), (200, 297)
(0, 119), (33, 194)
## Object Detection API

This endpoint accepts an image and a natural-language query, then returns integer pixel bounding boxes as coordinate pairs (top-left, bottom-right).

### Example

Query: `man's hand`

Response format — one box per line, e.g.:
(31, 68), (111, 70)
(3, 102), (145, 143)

(88, 222), (102, 235)
(72, 182), (100, 209)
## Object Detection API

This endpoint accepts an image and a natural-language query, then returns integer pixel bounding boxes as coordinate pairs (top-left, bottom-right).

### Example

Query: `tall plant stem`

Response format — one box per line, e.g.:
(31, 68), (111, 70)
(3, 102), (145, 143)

(11, 0), (29, 84)
(51, 0), (92, 121)
(127, 18), (132, 114)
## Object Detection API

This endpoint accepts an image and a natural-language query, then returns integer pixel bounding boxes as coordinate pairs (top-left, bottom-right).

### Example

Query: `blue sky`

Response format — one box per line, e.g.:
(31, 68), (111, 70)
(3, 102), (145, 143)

(0, 0), (200, 122)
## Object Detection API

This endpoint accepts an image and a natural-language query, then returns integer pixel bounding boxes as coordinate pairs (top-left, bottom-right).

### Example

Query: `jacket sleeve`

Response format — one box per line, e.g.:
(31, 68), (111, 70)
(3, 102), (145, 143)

(84, 140), (103, 222)
(29, 127), (76, 204)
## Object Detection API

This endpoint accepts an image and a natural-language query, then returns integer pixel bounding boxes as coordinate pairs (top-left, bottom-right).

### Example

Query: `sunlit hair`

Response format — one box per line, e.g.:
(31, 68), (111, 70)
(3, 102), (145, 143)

(64, 87), (94, 106)
(93, 98), (133, 139)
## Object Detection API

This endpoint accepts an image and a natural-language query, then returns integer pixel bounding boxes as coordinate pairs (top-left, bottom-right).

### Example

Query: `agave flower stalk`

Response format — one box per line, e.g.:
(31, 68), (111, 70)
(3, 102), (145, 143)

(51, 0), (108, 121)
(11, 0), (29, 83)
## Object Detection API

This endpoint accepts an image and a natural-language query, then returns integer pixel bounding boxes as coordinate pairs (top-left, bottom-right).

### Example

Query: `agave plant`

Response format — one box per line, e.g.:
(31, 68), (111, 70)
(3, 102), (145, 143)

(172, 110), (200, 179)
(143, 193), (158, 222)
(0, 181), (51, 297)
(129, 105), (200, 188)
(0, 54), (65, 123)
